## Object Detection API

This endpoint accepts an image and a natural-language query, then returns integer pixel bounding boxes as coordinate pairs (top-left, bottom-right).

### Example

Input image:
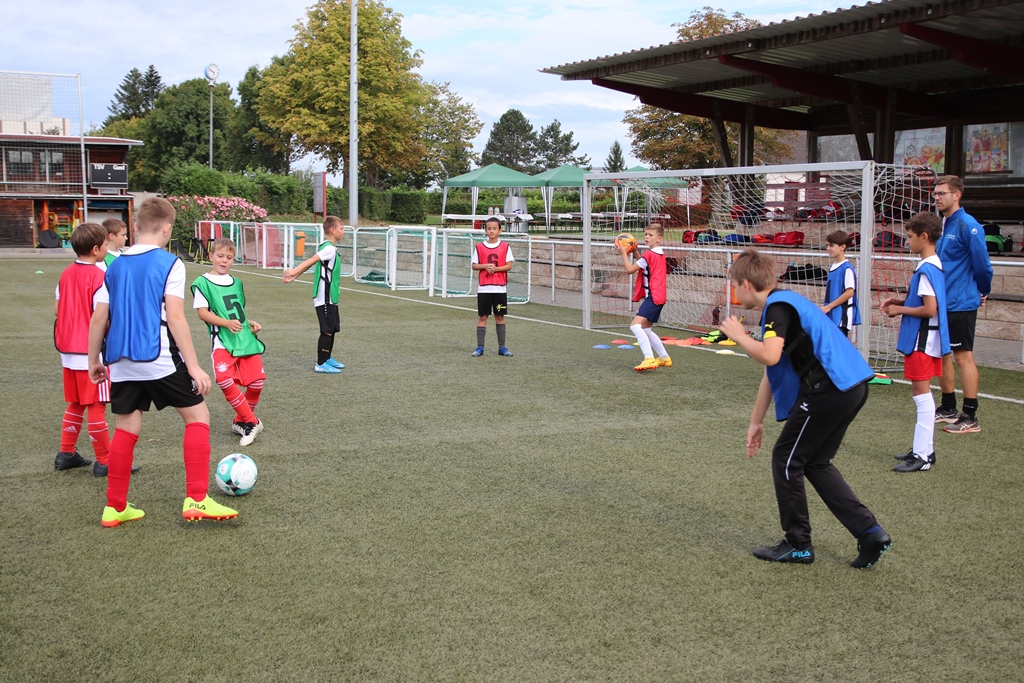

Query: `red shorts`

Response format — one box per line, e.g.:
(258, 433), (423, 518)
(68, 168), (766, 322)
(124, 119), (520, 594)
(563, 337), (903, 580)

(63, 367), (110, 404)
(211, 349), (266, 387)
(904, 351), (942, 381)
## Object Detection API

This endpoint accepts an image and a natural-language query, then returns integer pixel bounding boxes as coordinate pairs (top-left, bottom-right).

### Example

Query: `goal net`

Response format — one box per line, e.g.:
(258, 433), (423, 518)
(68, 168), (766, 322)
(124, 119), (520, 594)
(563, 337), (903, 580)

(583, 162), (937, 370)
(352, 226), (435, 290)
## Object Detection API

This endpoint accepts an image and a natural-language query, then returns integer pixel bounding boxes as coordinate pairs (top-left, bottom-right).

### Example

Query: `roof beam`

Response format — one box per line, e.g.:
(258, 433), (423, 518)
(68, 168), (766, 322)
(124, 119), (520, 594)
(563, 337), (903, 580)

(550, 0), (1019, 81)
(899, 22), (1024, 79)
(717, 55), (951, 118)
(592, 78), (811, 130)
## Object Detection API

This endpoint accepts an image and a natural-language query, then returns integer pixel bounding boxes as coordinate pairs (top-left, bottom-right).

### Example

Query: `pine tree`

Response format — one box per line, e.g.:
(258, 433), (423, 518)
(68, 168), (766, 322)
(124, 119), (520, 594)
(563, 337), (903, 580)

(105, 66), (164, 127)
(480, 109), (539, 174)
(536, 120), (592, 170)
(140, 65), (164, 113)
(604, 140), (627, 173)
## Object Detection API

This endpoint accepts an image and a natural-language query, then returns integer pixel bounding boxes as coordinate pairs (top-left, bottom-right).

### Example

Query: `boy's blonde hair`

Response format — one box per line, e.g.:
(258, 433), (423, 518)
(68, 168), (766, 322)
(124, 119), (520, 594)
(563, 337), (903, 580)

(323, 215), (344, 233)
(136, 197), (176, 235)
(905, 212), (942, 244)
(101, 217), (127, 237)
(210, 237), (235, 254)
(70, 222), (107, 257)
(730, 249), (777, 291)
(646, 223), (665, 236)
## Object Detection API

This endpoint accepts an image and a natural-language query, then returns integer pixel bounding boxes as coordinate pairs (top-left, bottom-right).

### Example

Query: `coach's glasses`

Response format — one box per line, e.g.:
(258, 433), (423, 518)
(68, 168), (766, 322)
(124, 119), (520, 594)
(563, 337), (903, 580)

(932, 191), (957, 198)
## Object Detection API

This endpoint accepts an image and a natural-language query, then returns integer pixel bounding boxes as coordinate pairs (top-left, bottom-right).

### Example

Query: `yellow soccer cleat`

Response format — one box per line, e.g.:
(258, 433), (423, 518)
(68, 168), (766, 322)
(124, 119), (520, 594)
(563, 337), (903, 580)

(634, 356), (660, 372)
(102, 503), (145, 528)
(182, 496), (238, 523)
(657, 356), (672, 368)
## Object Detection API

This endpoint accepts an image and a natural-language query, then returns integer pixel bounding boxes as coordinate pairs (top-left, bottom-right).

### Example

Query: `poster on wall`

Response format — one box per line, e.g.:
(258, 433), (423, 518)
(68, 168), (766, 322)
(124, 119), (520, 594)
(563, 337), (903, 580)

(965, 124), (1010, 174)
(894, 127), (945, 172)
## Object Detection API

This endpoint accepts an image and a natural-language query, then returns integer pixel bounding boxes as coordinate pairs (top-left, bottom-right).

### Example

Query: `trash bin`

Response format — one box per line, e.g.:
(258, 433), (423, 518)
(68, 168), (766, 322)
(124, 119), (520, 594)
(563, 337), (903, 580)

(293, 231), (307, 258)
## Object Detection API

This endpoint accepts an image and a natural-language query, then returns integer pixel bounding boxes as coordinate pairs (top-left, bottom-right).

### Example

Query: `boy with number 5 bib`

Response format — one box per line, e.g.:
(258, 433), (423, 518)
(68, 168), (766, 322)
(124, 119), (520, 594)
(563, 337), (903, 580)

(192, 238), (267, 447)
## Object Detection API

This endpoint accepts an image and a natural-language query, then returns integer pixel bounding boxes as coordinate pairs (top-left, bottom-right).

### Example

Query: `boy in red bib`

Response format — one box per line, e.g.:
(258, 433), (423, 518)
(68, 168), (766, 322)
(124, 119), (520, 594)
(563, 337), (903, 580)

(617, 223), (671, 371)
(471, 217), (515, 357)
(54, 223), (114, 475)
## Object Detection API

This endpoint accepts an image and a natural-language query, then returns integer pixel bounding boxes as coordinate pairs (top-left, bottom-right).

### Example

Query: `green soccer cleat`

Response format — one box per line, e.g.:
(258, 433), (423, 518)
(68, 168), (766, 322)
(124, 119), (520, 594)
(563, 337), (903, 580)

(182, 496), (238, 523)
(101, 503), (145, 528)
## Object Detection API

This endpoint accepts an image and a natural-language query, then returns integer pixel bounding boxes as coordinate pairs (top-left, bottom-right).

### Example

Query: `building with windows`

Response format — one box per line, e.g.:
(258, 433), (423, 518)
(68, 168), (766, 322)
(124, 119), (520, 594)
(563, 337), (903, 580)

(0, 133), (140, 247)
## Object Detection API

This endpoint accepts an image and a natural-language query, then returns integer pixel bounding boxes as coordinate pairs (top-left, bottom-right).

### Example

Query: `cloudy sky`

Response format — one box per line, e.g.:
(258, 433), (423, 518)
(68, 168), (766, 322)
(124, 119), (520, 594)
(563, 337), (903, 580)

(4, 0), (822, 170)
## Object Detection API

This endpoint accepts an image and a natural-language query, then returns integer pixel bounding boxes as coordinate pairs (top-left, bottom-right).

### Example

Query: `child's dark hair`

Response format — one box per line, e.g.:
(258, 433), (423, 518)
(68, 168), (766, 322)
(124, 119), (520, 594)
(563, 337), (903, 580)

(825, 230), (852, 248)
(101, 218), (127, 237)
(210, 237), (235, 254)
(730, 249), (776, 291)
(484, 216), (502, 228)
(70, 222), (107, 257)
(905, 212), (942, 244)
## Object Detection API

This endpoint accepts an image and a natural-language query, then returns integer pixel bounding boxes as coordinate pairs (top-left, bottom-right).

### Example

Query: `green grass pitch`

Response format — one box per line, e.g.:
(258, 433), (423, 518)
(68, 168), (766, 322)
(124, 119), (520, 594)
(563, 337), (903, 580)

(1, 257), (1022, 681)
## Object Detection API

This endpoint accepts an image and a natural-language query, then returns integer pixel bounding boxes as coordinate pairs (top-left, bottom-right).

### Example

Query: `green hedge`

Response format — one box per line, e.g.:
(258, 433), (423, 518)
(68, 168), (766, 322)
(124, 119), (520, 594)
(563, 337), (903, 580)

(389, 190), (427, 224)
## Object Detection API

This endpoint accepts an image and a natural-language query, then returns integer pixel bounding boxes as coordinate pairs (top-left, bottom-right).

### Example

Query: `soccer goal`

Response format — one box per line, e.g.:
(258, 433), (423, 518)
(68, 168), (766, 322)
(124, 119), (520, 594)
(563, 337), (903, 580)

(582, 162), (937, 370)
(433, 228), (532, 303)
(352, 226), (435, 290)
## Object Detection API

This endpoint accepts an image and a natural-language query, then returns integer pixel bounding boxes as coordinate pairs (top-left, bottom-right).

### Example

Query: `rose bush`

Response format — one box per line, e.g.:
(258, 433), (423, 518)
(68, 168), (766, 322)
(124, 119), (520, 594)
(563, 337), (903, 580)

(167, 195), (269, 242)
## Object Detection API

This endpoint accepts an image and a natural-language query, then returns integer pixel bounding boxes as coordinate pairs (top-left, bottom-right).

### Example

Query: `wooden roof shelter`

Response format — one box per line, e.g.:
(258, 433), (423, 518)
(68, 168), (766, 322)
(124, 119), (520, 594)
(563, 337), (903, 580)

(543, 0), (1024, 180)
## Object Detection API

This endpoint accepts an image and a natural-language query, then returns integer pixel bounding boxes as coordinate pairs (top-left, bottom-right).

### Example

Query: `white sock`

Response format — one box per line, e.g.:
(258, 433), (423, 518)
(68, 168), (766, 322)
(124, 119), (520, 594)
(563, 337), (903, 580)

(630, 324), (653, 357)
(913, 392), (935, 458)
(645, 327), (669, 358)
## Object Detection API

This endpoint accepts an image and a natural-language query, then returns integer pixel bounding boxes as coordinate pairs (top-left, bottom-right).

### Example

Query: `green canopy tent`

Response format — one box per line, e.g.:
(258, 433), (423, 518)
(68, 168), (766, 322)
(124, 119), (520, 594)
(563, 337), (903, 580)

(441, 164), (538, 217)
(531, 164), (588, 230)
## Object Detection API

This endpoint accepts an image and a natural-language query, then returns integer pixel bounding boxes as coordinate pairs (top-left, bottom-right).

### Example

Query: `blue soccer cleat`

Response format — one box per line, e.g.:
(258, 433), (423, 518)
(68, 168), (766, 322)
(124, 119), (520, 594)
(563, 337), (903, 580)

(471, 347), (484, 357)
(314, 362), (341, 374)
(325, 357), (345, 370)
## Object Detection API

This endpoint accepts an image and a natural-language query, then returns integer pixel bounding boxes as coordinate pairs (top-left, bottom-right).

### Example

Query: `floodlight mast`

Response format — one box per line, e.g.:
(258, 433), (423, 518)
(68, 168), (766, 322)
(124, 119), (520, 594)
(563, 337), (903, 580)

(348, 1), (358, 229)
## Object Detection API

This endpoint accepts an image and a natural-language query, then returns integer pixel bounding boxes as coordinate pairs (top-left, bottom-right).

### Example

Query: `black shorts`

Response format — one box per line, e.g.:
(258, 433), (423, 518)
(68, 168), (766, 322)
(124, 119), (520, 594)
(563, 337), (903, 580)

(478, 292), (508, 317)
(110, 360), (204, 415)
(947, 310), (977, 352)
(316, 303), (340, 334)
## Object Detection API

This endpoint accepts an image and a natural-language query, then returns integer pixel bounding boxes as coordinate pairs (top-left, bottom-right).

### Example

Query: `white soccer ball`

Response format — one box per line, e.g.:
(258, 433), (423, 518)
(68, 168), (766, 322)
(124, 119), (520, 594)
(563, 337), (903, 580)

(215, 453), (258, 496)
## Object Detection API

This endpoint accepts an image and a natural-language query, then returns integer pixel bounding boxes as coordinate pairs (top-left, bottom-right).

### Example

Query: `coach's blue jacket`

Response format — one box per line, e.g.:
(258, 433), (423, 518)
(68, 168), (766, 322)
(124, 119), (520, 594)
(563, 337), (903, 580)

(937, 207), (992, 311)
(762, 290), (874, 421)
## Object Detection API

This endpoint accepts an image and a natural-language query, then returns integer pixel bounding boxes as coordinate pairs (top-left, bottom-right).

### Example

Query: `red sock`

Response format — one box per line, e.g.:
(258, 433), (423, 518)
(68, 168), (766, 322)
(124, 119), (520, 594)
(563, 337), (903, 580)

(218, 378), (256, 424)
(106, 429), (139, 511)
(60, 402), (84, 452)
(183, 422), (211, 501)
(86, 403), (110, 464)
(244, 380), (263, 411)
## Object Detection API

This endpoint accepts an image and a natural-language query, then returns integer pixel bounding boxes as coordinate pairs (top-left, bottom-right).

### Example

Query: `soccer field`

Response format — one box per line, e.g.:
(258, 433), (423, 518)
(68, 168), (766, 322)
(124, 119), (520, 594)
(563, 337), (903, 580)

(2, 257), (1022, 682)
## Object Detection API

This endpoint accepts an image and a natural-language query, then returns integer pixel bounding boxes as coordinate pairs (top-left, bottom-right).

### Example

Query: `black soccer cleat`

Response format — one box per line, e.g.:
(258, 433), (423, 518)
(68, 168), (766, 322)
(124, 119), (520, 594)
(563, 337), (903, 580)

(54, 451), (92, 471)
(850, 530), (892, 569)
(893, 452), (934, 472)
(753, 539), (814, 564)
(93, 462), (141, 477)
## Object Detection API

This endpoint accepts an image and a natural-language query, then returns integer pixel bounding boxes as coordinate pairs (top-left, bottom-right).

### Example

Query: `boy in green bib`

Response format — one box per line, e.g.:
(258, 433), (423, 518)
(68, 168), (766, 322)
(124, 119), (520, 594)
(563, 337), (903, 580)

(192, 238), (267, 446)
(283, 216), (345, 374)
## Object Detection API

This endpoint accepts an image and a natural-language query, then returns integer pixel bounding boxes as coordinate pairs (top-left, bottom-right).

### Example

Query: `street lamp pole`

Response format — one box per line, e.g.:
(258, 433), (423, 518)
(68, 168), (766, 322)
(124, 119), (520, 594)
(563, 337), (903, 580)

(204, 64), (220, 169)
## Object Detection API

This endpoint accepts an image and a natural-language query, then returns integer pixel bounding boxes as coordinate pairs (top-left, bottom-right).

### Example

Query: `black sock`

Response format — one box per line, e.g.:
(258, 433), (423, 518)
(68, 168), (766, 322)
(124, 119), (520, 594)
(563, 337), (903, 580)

(941, 392), (957, 411)
(476, 326), (486, 348)
(496, 323), (506, 347)
(318, 333), (334, 365)
(962, 397), (978, 419)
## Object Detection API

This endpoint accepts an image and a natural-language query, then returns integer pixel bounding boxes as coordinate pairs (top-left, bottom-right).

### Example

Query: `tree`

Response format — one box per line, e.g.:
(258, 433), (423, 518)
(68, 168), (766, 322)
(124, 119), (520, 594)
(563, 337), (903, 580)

(480, 109), (538, 174)
(624, 7), (795, 169)
(536, 120), (592, 170)
(258, 0), (427, 187)
(225, 63), (297, 174)
(604, 140), (627, 173)
(105, 65), (164, 126)
(379, 81), (482, 189)
(141, 78), (236, 189)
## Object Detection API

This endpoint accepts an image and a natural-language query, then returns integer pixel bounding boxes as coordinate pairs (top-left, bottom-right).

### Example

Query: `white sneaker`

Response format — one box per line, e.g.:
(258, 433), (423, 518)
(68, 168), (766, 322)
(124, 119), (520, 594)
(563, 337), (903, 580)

(238, 419), (264, 447)
(231, 422), (245, 436)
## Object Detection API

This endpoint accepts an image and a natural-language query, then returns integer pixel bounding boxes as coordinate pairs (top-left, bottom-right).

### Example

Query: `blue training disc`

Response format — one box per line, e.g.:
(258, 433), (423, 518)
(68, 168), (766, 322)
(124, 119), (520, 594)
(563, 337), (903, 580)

(593, 344), (612, 349)
(617, 345), (635, 349)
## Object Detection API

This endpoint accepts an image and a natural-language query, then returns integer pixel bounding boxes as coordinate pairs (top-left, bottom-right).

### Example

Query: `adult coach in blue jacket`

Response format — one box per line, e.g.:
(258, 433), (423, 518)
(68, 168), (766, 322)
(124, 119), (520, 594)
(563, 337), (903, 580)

(932, 175), (992, 434)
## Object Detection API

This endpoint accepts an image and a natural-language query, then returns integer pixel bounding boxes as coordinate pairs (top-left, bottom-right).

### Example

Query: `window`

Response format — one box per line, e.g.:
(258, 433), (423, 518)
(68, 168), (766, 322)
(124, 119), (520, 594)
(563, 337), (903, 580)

(6, 149), (33, 176)
(42, 150), (64, 177)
